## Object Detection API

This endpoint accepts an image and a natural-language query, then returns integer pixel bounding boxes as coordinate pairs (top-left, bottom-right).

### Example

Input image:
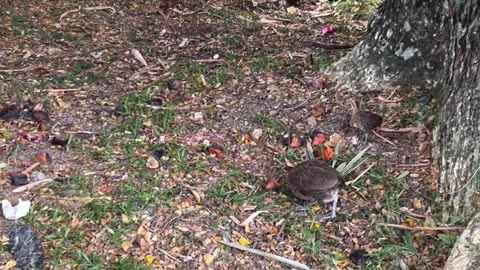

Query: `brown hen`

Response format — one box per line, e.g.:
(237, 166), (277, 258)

(288, 159), (342, 220)
(349, 99), (382, 143)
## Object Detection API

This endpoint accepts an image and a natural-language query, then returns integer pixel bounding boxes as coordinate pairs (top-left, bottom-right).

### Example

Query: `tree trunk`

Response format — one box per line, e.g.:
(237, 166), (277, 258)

(334, 0), (480, 221)
(443, 212), (480, 270)
(333, 0), (480, 268)
(433, 1), (480, 221)
(331, 0), (445, 92)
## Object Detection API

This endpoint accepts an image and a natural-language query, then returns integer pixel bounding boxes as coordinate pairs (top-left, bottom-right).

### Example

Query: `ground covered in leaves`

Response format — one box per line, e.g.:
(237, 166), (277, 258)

(0, 0), (458, 269)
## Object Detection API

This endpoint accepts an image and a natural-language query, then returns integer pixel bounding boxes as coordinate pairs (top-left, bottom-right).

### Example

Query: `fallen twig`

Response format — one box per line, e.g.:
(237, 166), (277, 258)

(240, 211), (268, 227)
(372, 130), (396, 146)
(377, 127), (423, 133)
(0, 66), (32, 73)
(158, 248), (181, 262)
(48, 88), (87, 92)
(399, 207), (427, 219)
(345, 162), (377, 186)
(60, 6), (116, 21)
(21, 162), (41, 175)
(396, 162), (430, 168)
(13, 178), (54, 193)
(218, 240), (310, 270)
(285, 92), (313, 112)
(161, 215), (181, 230)
(378, 223), (464, 231)
(64, 130), (98, 134)
(195, 59), (225, 63)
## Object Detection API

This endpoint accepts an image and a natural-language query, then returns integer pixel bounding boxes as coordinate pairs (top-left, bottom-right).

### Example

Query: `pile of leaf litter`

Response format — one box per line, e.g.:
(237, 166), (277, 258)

(0, 0), (457, 269)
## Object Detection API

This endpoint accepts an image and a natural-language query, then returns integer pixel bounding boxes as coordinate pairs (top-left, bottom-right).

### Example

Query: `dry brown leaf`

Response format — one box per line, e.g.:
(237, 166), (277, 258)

(251, 129), (263, 140)
(121, 241), (132, 252)
(146, 156), (159, 169)
(131, 49), (148, 67)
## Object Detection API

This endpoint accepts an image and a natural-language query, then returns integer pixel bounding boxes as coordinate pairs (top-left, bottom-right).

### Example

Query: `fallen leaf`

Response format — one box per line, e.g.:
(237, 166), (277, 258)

(423, 216), (436, 227)
(38, 122), (47, 132)
(251, 129), (263, 140)
(238, 237), (250, 246)
(146, 156), (159, 169)
(287, 6), (298, 14)
(396, 171), (410, 180)
(121, 214), (129, 224)
(132, 49), (148, 66)
(208, 147), (223, 159)
(265, 180), (280, 190)
(290, 136), (303, 148)
(405, 218), (415, 227)
(306, 78), (327, 90)
(242, 134), (253, 144)
(38, 152), (48, 164)
(143, 120), (152, 128)
(312, 133), (327, 146)
(204, 254), (214, 265)
(312, 104), (326, 117)
(314, 145), (334, 161)
(4, 261), (16, 269)
(189, 188), (202, 204)
(121, 241), (132, 251)
(145, 255), (154, 265)
(413, 198), (423, 209)
(240, 211), (268, 227)
(327, 133), (344, 148)
(284, 158), (294, 168)
(321, 25), (334, 36)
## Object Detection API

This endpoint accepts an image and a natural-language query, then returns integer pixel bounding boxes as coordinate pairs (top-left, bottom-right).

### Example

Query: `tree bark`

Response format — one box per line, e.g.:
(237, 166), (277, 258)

(443, 213), (480, 270)
(333, 0), (480, 268)
(433, 1), (480, 221)
(331, 0), (445, 92)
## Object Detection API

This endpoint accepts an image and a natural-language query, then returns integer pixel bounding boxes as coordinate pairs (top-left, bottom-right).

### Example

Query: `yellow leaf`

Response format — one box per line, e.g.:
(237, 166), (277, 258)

(405, 218), (415, 227)
(314, 222), (321, 229)
(143, 120), (152, 128)
(352, 6), (361, 13)
(311, 205), (322, 212)
(121, 214), (129, 224)
(145, 255), (154, 265)
(287, 6), (298, 14)
(0, 234), (9, 243)
(238, 237), (250, 246)
(204, 253), (214, 265)
(4, 260), (17, 269)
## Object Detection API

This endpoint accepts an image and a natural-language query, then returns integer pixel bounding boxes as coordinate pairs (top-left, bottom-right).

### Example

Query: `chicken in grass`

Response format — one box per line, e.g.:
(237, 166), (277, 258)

(287, 159), (343, 220)
(349, 99), (382, 144)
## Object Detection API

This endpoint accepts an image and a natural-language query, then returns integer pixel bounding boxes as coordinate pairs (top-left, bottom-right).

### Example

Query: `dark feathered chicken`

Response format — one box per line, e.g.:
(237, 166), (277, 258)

(288, 159), (342, 220)
(349, 99), (382, 143)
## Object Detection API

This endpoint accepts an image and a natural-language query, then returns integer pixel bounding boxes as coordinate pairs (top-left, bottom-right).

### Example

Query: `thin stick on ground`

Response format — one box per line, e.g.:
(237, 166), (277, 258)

(59, 6), (116, 21)
(159, 248), (181, 263)
(372, 130), (395, 146)
(219, 240), (310, 270)
(378, 223), (465, 231)
(48, 88), (87, 92)
(21, 162), (41, 174)
(345, 162), (377, 186)
(377, 127), (423, 133)
(396, 162), (430, 168)
(13, 178), (54, 193)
